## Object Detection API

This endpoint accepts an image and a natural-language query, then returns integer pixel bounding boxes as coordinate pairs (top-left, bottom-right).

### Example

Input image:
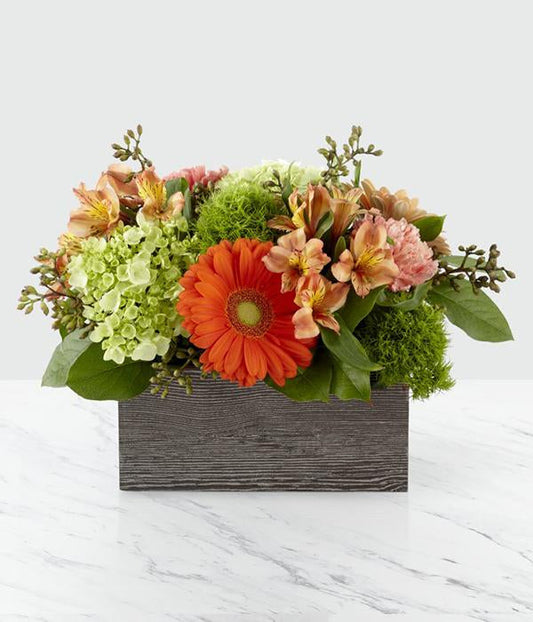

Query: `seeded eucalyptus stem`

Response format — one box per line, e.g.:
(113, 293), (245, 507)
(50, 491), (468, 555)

(319, 125), (383, 186)
(434, 244), (516, 294)
(150, 338), (206, 398)
(18, 248), (88, 333)
(111, 124), (153, 171)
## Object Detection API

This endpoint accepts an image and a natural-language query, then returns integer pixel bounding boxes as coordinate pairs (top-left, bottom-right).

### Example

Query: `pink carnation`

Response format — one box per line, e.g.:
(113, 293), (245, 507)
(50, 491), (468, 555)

(380, 216), (438, 292)
(164, 165), (228, 190)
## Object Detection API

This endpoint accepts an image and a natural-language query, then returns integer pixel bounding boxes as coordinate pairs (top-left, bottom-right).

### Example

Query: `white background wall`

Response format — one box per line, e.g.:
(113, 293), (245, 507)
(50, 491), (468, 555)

(2, 0), (531, 380)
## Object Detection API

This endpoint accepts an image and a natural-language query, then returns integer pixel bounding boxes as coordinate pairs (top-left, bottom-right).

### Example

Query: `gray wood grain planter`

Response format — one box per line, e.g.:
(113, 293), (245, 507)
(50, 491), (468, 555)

(118, 371), (409, 491)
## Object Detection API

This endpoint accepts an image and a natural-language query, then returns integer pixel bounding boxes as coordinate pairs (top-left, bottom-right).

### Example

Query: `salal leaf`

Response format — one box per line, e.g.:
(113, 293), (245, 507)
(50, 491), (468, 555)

(340, 286), (384, 331)
(315, 211), (334, 239)
(413, 215), (445, 241)
(66, 344), (153, 401)
(320, 316), (381, 372)
(330, 356), (371, 401)
(377, 280), (432, 311)
(266, 350), (331, 402)
(183, 189), (193, 221)
(282, 182), (293, 207)
(429, 280), (513, 342)
(441, 254), (478, 268)
(165, 177), (188, 197)
(333, 236), (347, 261)
(42, 329), (93, 388)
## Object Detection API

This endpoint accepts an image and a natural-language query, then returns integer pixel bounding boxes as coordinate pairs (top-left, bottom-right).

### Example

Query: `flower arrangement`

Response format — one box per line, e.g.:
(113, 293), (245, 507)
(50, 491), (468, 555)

(20, 124), (515, 402)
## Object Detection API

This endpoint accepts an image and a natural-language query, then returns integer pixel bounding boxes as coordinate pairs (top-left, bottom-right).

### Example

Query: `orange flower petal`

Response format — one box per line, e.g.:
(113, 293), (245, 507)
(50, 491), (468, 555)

(193, 328), (228, 349)
(243, 339), (267, 379)
(213, 246), (236, 289)
(207, 330), (236, 366)
(225, 334), (245, 376)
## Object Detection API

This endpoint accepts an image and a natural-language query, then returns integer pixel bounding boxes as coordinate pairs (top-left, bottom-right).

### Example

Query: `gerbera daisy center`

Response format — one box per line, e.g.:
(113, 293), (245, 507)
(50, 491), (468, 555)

(237, 301), (262, 326)
(226, 288), (274, 337)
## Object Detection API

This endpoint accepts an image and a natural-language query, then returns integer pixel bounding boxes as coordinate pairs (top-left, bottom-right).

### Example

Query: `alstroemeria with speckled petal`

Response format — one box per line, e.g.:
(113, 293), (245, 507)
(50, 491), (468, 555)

(330, 185), (364, 241)
(55, 232), (83, 275)
(99, 163), (141, 208)
(68, 182), (120, 238)
(262, 228), (330, 293)
(332, 219), (399, 298)
(292, 272), (349, 338)
(136, 167), (184, 222)
(268, 184), (332, 238)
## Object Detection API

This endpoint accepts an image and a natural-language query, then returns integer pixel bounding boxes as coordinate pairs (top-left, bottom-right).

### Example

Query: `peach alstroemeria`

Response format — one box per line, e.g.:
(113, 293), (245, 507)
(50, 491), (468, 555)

(56, 232), (83, 275)
(292, 273), (349, 338)
(359, 180), (451, 255)
(359, 179), (427, 222)
(330, 185), (364, 241)
(268, 184), (332, 238)
(136, 167), (184, 221)
(99, 163), (141, 208)
(262, 228), (330, 293)
(332, 219), (399, 298)
(68, 181), (120, 238)
(427, 235), (451, 257)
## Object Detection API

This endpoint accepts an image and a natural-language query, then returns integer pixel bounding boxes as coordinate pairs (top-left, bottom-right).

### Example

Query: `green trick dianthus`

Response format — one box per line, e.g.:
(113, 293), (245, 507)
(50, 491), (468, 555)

(355, 303), (454, 400)
(194, 181), (282, 251)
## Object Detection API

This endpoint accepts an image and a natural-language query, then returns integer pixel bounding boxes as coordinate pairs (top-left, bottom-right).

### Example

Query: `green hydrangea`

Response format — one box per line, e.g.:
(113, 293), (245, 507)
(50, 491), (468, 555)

(221, 160), (322, 192)
(68, 216), (196, 365)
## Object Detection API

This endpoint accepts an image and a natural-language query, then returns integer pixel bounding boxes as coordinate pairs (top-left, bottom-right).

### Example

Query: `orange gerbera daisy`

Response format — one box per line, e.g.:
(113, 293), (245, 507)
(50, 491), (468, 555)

(177, 238), (315, 387)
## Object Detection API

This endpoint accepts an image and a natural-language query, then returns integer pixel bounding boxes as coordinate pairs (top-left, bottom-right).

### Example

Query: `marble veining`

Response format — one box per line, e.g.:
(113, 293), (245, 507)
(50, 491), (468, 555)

(0, 380), (532, 621)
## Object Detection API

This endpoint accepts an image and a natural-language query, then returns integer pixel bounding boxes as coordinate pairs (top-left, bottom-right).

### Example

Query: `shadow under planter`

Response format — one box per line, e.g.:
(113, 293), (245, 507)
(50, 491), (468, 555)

(118, 371), (409, 491)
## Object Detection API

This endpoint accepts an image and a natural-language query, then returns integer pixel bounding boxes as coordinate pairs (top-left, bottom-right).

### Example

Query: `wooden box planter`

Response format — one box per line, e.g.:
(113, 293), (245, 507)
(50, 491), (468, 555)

(118, 371), (409, 491)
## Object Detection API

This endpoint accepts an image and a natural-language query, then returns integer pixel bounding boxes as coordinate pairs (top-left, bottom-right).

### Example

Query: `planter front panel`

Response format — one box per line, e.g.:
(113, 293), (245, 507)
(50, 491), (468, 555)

(118, 373), (409, 491)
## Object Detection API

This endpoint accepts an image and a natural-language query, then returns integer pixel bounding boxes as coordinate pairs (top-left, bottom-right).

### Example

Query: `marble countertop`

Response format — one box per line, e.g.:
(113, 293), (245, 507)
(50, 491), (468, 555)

(1, 380), (532, 621)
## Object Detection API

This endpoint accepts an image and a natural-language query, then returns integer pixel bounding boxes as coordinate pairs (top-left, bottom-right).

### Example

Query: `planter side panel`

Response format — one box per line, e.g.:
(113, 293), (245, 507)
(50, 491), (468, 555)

(118, 375), (408, 491)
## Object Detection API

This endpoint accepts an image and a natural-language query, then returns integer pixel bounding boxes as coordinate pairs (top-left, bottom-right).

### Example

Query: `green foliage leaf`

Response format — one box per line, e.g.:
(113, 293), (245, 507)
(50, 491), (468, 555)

(266, 350), (332, 402)
(42, 329), (93, 388)
(315, 211), (334, 239)
(330, 356), (371, 401)
(281, 182), (293, 207)
(320, 316), (381, 372)
(413, 215), (445, 241)
(377, 280), (432, 311)
(183, 189), (193, 222)
(429, 280), (513, 342)
(441, 254), (477, 268)
(333, 235), (347, 261)
(66, 343), (153, 400)
(165, 178), (192, 221)
(340, 286), (384, 331)
(441, 255), (506, 279)
(165, 178), (188, 197)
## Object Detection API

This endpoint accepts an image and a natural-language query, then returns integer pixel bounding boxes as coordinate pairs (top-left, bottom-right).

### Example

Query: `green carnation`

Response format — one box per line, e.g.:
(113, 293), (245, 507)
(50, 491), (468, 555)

(355, 303), (455, 400)
(68, 217), (196, 365)
(195, 181), (282, 251)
